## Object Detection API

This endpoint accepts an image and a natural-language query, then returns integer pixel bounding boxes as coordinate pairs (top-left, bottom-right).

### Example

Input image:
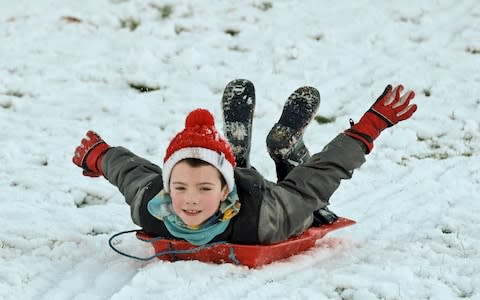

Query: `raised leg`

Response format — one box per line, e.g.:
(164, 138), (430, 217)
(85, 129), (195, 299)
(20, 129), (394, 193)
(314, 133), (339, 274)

(266, 86), (320, 181)
(221, 79), (256, 168)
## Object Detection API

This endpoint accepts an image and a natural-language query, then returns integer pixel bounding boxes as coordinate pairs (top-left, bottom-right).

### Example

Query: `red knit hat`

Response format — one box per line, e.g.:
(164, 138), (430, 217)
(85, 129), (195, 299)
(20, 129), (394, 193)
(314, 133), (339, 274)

(162, 108), (236, 193)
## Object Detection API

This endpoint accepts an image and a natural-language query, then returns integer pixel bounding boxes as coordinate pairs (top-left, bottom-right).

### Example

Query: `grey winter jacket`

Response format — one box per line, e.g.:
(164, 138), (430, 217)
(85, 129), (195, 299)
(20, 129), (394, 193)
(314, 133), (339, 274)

(102, 133), (366, 244)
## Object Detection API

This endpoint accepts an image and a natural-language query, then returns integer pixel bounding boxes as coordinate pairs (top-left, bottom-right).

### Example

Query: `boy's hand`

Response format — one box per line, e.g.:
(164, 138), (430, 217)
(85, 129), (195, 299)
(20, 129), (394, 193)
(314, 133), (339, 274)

(345, 84), (417, 153)
(72, 130), (111, 177)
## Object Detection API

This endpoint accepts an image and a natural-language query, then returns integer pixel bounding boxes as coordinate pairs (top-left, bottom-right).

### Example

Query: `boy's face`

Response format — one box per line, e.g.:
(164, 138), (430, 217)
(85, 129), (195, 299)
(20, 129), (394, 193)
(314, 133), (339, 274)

(169, 161), (229, 227)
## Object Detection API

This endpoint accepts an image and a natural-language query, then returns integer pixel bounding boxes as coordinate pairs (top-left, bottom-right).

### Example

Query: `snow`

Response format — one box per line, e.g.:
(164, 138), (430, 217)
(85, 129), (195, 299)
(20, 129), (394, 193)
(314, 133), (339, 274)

(1, 0), (479, 299)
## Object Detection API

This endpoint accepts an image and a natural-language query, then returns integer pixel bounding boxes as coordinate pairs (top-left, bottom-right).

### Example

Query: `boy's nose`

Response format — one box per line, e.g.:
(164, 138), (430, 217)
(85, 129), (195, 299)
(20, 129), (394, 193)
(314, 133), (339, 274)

(185, 193), (199, 205)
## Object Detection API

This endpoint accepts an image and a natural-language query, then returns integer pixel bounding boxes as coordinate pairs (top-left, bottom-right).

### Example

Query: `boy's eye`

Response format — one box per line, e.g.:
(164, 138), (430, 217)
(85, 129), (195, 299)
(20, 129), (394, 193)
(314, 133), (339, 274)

(174, 186), (186, 191)
(200, 187), (212, 191)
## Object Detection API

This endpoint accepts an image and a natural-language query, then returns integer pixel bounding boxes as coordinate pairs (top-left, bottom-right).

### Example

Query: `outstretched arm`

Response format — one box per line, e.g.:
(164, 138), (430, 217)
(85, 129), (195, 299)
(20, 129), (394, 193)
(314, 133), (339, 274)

(72, 131), (163, 226)
(258, 84), (418, 243)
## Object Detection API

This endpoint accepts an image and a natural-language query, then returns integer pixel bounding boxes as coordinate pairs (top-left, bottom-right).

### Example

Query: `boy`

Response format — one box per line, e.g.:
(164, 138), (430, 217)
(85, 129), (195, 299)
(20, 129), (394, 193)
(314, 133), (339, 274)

(73, 80), (417, 245)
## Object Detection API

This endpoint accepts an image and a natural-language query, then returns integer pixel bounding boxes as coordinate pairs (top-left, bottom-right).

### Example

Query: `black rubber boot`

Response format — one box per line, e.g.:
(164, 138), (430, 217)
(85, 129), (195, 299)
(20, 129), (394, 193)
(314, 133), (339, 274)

(221, 79), (256, 168)
(312, 207), (339, 226)
(266, 86), (320, 181)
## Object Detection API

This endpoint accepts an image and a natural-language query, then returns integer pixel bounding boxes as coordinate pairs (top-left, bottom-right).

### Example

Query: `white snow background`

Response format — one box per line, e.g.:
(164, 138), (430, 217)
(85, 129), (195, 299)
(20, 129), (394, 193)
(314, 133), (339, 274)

(1, 1), (479, 299)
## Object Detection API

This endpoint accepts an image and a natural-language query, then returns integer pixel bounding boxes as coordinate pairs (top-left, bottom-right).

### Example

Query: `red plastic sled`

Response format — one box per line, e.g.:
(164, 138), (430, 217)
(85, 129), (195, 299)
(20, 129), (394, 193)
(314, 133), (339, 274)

(135, 217), (355, 268)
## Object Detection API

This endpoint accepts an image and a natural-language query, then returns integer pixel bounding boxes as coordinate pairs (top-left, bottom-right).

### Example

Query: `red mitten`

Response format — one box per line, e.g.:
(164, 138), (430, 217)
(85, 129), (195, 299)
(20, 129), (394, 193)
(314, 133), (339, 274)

(345, 84), (417, 153)
(72, 130), (111, 177)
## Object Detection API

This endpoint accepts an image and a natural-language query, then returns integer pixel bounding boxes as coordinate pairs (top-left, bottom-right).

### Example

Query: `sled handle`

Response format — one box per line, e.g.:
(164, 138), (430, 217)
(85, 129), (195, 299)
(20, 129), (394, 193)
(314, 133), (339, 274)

(108, 229), (236, 262)
(108, 229), (160, 261)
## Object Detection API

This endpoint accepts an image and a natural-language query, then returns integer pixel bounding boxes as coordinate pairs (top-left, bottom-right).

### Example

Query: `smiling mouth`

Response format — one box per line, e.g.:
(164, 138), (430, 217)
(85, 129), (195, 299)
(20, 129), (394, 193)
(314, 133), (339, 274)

(183, 209), (201, 216)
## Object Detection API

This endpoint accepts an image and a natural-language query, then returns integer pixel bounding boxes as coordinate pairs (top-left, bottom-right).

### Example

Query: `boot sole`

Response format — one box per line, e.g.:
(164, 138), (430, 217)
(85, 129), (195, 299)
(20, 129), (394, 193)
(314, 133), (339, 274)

(221, 79), (255, 167)
(267, 86), (320, 160)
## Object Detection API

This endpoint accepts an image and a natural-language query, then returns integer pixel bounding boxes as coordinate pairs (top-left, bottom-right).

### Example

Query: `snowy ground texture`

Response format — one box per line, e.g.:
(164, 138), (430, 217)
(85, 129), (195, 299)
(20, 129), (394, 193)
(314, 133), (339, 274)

(1, 0), (479, 299)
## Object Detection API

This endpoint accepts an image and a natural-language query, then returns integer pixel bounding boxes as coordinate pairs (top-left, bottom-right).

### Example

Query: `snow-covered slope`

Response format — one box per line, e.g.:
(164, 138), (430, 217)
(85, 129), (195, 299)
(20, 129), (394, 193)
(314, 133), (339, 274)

(1, 1), (479, 299)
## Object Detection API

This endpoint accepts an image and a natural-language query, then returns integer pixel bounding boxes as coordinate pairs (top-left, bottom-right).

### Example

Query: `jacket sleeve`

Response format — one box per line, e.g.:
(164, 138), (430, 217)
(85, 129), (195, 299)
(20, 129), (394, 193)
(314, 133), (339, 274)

(101, 147), (164, 227)
(258, 133), (366, 243)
